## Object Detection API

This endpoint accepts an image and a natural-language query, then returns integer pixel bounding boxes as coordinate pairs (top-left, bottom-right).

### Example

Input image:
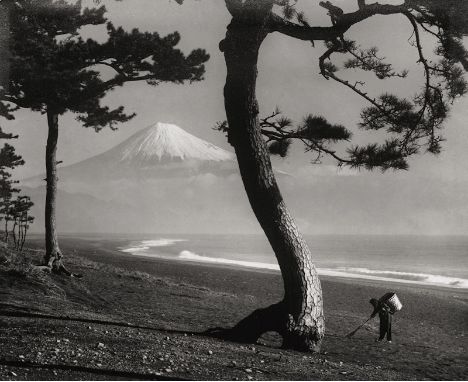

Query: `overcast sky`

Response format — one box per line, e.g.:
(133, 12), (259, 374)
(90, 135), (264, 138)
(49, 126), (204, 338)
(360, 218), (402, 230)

(5, 0), (468, 235)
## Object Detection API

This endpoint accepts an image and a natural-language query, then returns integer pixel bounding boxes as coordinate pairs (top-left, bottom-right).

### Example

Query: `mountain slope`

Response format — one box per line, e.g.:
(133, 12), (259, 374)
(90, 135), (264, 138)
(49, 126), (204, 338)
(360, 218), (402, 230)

(24, 181), (260, 234)
(23, 122), (237, 189)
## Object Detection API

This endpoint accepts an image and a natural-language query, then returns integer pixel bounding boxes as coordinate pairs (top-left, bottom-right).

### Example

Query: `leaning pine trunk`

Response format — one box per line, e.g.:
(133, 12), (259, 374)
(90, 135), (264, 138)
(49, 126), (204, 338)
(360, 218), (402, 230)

(44, 109), (63, 269)
(221, 7), (324, 352)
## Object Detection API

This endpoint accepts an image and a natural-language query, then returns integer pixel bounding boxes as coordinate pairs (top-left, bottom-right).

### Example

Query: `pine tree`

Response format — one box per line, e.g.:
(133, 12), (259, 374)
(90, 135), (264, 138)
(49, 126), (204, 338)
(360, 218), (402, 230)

(0, 0), (209, 274)
(0, 126), (24, 243)
(0, 172), (18, 243)
(195, 0), (467, 351)
(9, 195), (34, 250)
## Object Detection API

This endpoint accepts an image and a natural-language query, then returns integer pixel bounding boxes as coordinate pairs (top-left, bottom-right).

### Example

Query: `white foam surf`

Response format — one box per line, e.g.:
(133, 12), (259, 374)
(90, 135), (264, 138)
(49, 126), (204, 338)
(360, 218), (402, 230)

(120, 238), (186, 253)
(120, 246), (150, 253)
(177, 251), (468, 289)
(178, 250), (280, 270)
(336, 267), (468, 288)
(118, 239), (467, 289)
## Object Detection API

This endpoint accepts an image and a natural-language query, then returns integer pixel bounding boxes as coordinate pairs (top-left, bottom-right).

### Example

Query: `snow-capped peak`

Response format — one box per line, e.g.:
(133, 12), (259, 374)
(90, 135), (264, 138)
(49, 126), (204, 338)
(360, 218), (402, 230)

(117, 122), (234, 163)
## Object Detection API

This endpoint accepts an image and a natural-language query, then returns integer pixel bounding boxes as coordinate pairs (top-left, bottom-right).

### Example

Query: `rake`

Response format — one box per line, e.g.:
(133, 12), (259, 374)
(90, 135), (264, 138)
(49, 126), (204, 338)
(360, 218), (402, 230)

(345, 316), (373, 338)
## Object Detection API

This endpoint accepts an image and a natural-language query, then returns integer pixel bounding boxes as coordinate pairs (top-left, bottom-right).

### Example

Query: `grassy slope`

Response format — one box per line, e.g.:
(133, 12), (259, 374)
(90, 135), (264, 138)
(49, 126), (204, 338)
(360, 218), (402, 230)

(0, 244), (467, 380)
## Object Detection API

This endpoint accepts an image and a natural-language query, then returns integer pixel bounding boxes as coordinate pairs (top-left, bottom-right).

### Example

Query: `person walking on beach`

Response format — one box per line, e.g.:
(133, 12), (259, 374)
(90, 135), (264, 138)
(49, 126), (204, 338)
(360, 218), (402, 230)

(370, 298), (393, 342)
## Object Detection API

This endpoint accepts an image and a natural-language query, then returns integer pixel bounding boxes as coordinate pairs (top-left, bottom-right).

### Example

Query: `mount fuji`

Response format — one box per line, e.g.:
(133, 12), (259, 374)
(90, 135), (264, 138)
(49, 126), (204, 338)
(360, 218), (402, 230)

(21, 123), (261, 234)
(25, 122), (237, 189)
(117, 122), (234, 163)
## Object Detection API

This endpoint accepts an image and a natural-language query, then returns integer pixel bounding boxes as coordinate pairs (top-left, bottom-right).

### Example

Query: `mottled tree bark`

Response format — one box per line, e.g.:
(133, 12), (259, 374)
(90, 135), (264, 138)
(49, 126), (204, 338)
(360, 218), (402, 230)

(220, 2), (325, 352)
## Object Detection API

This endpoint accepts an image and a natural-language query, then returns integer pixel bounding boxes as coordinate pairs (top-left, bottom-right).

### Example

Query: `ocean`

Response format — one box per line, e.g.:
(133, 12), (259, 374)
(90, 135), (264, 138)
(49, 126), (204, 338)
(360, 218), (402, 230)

(116, 234), (468, 290)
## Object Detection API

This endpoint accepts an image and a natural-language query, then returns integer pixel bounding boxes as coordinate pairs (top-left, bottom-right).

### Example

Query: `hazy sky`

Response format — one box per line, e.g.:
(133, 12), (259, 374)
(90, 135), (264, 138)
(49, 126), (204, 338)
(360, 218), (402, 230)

(5, 0), (468, 235)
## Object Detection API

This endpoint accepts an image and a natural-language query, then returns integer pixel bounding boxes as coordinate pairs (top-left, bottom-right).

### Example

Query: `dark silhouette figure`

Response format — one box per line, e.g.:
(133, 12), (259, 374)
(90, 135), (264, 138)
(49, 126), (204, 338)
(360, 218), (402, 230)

(370, 298), (393, 342)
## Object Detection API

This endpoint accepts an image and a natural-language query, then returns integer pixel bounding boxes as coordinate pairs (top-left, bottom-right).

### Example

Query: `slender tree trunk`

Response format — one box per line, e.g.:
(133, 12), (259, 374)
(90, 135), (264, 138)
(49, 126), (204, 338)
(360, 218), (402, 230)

(17, 220), (21, 250)
(17, 219), (20, 249)
(41, 110), (80, 277)
(16, 220), (19, 249)
(20, 223), (26, 251)
(43, 110), (64, 270)
(12, 219), (17, 249)
(20, 214), (26, 250)
(4, 218), (8, 243)
(220, 5), (324, 352)
(19, 219), (23, 250)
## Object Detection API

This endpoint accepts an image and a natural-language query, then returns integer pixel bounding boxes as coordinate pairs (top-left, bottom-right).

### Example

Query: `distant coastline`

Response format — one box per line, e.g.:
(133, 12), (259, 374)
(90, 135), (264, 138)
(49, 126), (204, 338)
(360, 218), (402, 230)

(24, 233), (468, 290)
(119, 240), (468, 290)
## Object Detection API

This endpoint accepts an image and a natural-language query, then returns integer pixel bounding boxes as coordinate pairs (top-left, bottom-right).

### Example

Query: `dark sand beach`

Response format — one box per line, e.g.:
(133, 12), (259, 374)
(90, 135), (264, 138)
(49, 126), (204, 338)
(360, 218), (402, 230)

(1, 237), (467, 380)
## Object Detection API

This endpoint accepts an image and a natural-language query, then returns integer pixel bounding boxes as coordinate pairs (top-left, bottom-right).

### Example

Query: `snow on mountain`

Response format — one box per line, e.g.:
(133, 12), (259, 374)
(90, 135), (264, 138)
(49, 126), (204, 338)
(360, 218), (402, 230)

(23, 122), (237, 190)
(74, 121), (235, 170)
(117, 122), (234, 163)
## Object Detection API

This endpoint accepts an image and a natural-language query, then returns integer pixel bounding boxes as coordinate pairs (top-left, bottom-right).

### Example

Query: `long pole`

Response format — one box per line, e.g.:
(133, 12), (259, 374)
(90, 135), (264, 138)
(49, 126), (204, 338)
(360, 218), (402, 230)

(345, 316), (373, 338)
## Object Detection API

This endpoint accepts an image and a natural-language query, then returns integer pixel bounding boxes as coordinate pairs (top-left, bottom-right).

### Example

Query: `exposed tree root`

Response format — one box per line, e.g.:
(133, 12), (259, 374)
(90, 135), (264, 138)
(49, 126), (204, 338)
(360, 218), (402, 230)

(40, 250), (83, 278)
(204, 301), (322, 352)
(36, 263), (82, 278)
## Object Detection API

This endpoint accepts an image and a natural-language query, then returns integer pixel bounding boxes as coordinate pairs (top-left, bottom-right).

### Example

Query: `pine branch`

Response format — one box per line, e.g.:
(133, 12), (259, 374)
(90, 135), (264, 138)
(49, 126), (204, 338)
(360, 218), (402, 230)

(4, 1), (209, 131)
(268, 3), (408, 42)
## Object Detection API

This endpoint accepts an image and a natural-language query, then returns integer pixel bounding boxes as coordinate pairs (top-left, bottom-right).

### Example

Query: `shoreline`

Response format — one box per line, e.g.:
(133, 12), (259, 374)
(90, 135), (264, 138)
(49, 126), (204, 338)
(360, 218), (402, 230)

(52, 234), (468, 293)
(22, 234), (468, 313)
(126, 252), (468, 292)
(24, 233), (468, 294)
(51, 237), (468, 308)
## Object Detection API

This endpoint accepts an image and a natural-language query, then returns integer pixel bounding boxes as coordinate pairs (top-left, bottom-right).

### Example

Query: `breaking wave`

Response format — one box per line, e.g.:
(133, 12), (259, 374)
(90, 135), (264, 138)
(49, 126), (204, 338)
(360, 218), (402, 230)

(178, 250), (280, 270)
(335, 267), (468, 289)
(120, 239), (186, 253)
(177, 251), (468, 289)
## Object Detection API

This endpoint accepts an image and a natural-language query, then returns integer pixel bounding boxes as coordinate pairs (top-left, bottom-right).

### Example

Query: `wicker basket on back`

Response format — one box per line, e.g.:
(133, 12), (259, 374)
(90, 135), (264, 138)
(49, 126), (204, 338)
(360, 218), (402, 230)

(379, 292), (403, 313)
